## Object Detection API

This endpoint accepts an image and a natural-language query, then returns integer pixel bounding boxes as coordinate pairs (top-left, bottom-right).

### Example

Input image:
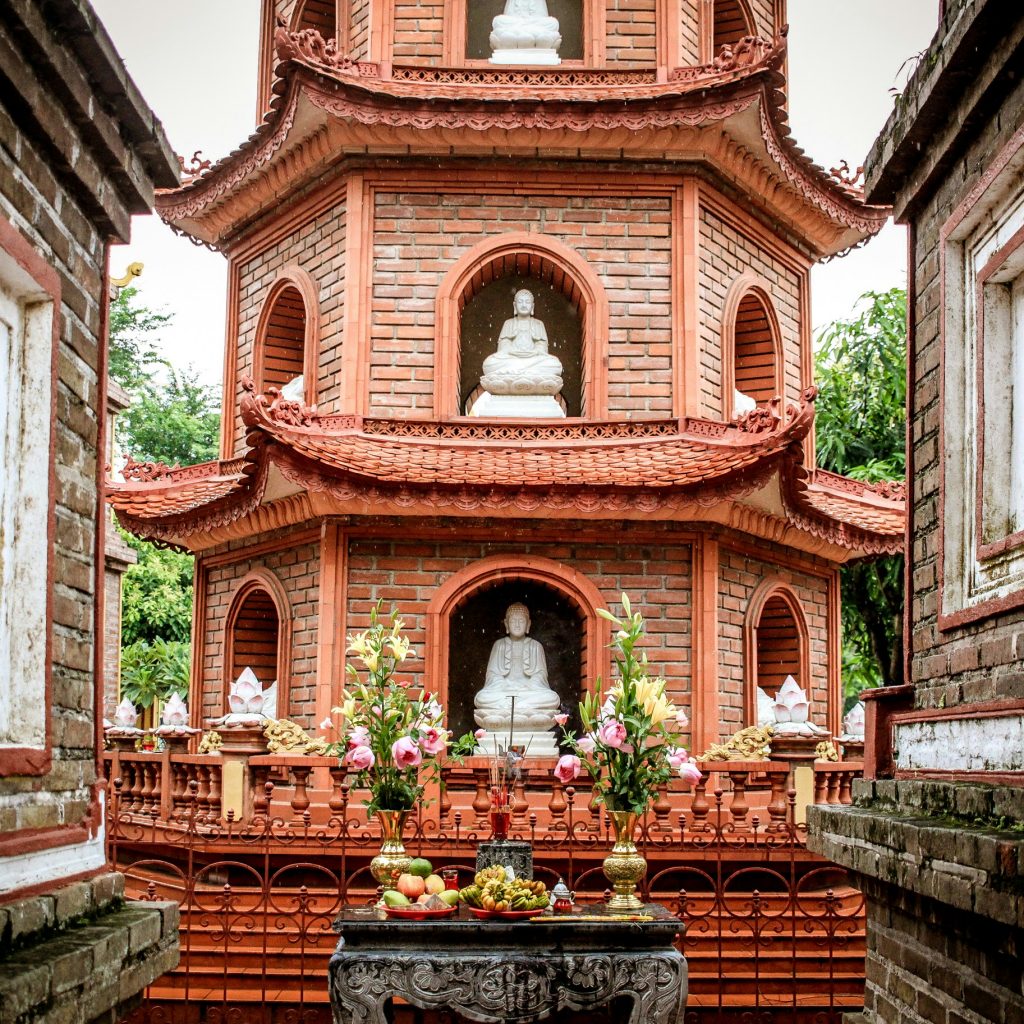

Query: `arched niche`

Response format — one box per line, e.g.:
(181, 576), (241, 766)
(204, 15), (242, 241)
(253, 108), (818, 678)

(426, 556), (611, 745)
(743, 581), (809, 725)
(291, 0), (337, 38)
(224, 570), (293, 717)
(713, 0), (753, 51)
(460, 275), (583, 416)
(253, 268), (321, 407)
(435, 233), (608, 420)
(721, 274), (783, 419)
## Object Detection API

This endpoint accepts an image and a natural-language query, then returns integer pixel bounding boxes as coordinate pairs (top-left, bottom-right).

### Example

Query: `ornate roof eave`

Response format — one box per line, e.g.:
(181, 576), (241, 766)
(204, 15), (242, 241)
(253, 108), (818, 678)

(109, 385), (904, 560)
(157, 30), (888, 255)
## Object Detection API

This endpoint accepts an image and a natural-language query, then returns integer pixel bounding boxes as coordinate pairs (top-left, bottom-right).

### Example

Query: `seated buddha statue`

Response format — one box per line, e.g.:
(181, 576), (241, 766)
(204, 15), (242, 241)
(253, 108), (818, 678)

(490, 0), (562, 65)
(480, 288), (564, 395)
(474, 602), (560, 757)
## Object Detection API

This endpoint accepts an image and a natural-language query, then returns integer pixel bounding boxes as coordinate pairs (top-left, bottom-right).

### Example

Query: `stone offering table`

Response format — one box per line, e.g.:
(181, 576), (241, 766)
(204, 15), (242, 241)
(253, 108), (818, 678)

(329, 903), (686, 1023)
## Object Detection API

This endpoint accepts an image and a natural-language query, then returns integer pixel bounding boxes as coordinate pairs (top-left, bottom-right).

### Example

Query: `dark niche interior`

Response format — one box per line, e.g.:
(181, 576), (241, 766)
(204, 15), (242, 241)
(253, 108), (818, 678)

(447, 579), (584, 747)
(459, 275), (583, 416)
(466, 1), (585, 61)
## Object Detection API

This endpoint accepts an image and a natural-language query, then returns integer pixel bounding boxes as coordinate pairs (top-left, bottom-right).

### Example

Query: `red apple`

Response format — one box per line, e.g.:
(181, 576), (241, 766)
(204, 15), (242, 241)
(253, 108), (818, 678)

(397, 872), (426, 900)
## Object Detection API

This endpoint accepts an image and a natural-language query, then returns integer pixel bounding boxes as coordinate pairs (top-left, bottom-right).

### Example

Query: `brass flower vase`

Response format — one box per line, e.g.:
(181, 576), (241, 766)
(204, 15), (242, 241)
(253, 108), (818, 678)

(370, 810), (411, 889)
(602, 809), (646, 910)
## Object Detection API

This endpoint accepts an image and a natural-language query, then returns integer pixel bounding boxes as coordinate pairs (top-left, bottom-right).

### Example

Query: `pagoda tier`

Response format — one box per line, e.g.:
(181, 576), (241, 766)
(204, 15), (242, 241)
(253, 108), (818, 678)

(109, 384), (903, 560)
(160, 28), (887, 258)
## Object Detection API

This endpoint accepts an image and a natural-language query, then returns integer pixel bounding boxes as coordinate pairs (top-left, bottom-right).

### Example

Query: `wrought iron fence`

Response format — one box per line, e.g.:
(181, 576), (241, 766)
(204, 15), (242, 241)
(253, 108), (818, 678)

(109, 758), (865, 1024)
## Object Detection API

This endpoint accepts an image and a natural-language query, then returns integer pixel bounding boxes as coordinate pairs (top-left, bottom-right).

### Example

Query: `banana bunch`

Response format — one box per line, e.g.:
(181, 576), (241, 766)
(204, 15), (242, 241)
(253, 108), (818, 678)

(459, 871), (549, 912)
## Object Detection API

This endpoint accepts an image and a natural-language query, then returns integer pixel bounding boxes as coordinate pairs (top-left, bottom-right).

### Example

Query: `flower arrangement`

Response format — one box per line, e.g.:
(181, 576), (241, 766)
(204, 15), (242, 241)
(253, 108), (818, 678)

(554, 594), (701, 814)
(325, 602), (474, 813)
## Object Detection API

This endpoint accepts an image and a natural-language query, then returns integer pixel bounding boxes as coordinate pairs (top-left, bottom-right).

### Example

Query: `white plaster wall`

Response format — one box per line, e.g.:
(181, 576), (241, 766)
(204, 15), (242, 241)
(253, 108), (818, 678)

(895, 714), (1024, 772)
(0, 256), (52, 752)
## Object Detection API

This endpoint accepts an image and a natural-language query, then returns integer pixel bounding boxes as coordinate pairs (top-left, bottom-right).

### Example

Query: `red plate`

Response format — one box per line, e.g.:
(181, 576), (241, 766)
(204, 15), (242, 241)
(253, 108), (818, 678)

(466, 906), (547, 920)
(383, 904), (459, 920)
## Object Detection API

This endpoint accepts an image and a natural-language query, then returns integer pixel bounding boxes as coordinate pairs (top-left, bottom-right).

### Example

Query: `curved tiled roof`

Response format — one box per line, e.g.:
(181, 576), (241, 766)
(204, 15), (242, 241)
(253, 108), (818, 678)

(109, 385), (904, 557)
(156, 28), (888, 253)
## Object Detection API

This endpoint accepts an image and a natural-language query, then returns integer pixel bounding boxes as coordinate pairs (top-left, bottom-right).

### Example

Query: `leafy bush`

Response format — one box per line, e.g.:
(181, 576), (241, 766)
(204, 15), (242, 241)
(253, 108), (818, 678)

(120, 639), (190, 710)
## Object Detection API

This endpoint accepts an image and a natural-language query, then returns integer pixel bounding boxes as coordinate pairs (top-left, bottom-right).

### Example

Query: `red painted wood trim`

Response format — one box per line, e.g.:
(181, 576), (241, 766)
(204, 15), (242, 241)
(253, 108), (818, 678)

(0, 214), (60, 779)
(861, 683), (913, 780)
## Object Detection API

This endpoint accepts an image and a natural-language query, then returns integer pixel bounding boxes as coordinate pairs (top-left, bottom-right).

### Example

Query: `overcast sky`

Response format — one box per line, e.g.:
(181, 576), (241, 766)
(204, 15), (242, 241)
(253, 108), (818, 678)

(94, 0), (938, 387)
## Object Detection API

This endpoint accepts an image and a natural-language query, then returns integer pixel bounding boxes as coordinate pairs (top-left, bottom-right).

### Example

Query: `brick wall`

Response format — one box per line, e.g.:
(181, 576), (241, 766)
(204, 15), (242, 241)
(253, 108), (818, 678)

(716, 543), (831, 732)
(677, 5), (701, 65)
(747, 0), (776, 38)
(200, 533), (321, 728)
(371, 189), (673, 417)
(344, 531), (693, 708)
(350, 0), (372, 59)
(392, 0), (445, 62)
(907, 75), (1024, 712)
(698, 204), (803, 419)
(606, 0), (658, 65)
(234, 197), (346, 453)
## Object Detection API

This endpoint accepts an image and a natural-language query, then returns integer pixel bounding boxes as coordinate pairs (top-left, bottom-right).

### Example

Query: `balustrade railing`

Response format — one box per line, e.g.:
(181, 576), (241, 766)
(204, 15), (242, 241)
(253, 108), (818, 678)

(108, 751), (866, 1024)
(103, 749), (859, 840)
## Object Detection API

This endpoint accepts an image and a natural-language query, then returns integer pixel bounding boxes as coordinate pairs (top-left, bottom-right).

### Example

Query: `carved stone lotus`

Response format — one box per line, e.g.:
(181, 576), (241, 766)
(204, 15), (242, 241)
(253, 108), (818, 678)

(113, 698), (139, 729)
(228, 667), (266, 716)
(773, 675), (809, 724)
(840, 700), (866, 741)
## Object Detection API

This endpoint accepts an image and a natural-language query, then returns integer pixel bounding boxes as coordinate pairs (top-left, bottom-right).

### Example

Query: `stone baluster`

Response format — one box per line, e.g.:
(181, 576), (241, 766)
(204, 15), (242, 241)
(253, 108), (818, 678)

(690, 773), (710, 827)
(170, 763), (187, 818)
(195, 764), (211, 822)
(813, 768), (829, 805)
(766, 768), (789, 823)
(328, 766), (346, 816)
(652, 780), (671, 831)
(252, 766), (271, 817)
(137, 760), (152, 813)
(289, 764), (312, 817)
(826, 770), (841, 806)
(548, 776), (567, 830)
(207, 763), (222, 821)
(838, 769), (854, 805)
(472, 768), (491, 830)
(727, 770), (750, 824)
(144, 762), (160, 816)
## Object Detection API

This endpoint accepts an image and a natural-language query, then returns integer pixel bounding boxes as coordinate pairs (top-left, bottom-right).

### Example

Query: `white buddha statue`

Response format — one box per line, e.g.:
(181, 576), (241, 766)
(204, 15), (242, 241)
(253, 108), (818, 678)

(490, 0), (562, 66)
(470, 288), (566, 418)
(474, 602), (560, 757)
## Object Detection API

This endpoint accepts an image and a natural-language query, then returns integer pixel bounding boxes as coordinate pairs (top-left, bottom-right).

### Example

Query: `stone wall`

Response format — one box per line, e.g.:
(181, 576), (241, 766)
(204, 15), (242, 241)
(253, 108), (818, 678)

(0, 873), (179, 1024)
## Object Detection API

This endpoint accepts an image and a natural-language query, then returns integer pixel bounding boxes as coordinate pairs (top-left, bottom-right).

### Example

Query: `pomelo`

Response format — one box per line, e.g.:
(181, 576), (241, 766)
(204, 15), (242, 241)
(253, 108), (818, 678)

(407, 857), (433, 878)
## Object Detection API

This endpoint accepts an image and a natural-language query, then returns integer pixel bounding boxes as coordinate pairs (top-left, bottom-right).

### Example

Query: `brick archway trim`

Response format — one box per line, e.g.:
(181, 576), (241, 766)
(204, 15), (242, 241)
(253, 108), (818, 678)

(223, 568), (294, 718)
(720, 271), (785, 420)
(742, 577), (810, 727)
(252, 265), (321, 409)
(425, 555), (612, 733)
(434, 232), (609, 420)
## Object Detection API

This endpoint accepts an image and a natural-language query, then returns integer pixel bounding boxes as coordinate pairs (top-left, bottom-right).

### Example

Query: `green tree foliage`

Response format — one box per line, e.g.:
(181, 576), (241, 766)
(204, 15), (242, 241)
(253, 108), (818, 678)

(120, 532), (194, 646)
(814, 288), (907, 702)
(119, 367), (219, 467)
(120, 639), (190, 710)
(108, 285), (221, 705)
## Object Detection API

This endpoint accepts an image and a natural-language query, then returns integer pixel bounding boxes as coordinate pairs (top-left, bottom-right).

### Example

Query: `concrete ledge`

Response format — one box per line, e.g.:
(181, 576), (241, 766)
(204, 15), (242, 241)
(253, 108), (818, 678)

(808, 781), (1024, 930)
(0, 874), (179, 1024)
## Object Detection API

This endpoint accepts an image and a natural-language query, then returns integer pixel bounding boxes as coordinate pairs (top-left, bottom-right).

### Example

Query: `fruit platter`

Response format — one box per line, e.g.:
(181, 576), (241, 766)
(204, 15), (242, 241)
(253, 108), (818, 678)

(457, 864), (550, 918)
(378, 858), (461, 918)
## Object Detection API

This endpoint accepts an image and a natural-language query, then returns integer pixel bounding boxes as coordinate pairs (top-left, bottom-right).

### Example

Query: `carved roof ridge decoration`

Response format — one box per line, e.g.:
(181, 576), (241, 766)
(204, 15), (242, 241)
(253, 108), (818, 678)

(155, 28), (889, 251)
(812, 468), (907, 504)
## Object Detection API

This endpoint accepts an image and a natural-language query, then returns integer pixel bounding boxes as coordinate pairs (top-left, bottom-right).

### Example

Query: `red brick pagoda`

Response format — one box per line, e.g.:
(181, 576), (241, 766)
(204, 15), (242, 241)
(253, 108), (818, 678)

(110, 0), (903, 758)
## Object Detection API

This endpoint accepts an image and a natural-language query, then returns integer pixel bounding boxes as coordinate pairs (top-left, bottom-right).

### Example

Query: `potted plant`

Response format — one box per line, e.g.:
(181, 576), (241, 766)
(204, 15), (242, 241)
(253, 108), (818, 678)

(554, 594), (702, 909)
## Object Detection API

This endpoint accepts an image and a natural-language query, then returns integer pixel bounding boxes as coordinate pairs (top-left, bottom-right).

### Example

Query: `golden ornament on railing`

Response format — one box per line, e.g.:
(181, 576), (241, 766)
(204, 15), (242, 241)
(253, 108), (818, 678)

(699, 724), (774, 762)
